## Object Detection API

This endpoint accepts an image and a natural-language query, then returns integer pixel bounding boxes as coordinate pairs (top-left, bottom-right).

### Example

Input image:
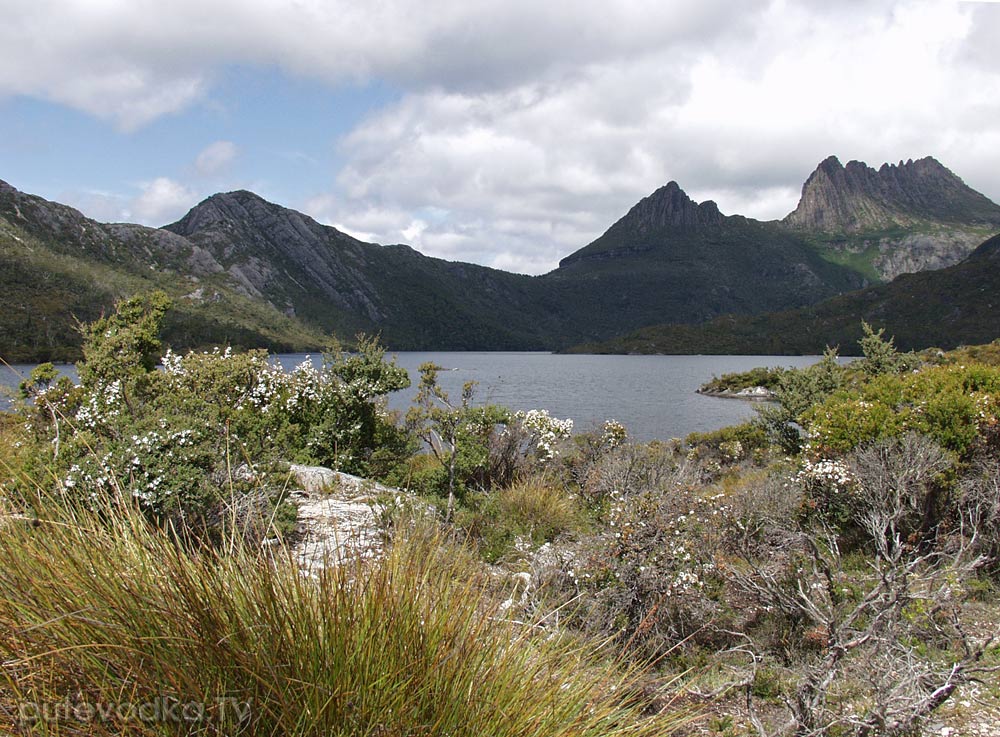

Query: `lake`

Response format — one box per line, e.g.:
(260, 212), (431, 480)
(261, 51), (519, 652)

(1, 352), (831, 441)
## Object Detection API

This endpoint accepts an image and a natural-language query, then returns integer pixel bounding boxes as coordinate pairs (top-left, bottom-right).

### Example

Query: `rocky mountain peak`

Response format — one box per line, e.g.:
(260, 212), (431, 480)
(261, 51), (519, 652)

(616, 181), (724, 232)
(166, 190), (325, 239)
(784, 155), (1000, 232)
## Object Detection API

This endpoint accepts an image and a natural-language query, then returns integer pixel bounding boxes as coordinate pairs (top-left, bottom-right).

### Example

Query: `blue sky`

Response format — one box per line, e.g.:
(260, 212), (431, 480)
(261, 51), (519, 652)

(0, 68), (399, 219)
(2, 0), (999, 274)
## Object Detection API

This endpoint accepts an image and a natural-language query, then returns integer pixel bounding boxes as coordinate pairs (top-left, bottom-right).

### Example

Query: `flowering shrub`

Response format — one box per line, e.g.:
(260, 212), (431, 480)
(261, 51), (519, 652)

(513, 409), (574, 461)
(561, 452), (726, 653)
(685, 422), (768, 467)
(160, 339), (411, 476)
(62, 427), (215, 518)
(14, 294), (411, 530)
(795, 456), (856, 528)
(600, 419), (628, 450)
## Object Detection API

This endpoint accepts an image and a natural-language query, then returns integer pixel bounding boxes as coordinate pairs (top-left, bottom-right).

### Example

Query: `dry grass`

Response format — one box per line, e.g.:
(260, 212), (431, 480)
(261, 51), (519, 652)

(0, 489), (680, 736)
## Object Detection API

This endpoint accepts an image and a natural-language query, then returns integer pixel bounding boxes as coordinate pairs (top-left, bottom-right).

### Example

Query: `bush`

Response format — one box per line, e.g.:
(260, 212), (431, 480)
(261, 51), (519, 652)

(458, 476), (586, 561)
(805, 363), (1000, 457)
(10, 293), (412, 532)
(755, 348), (849, 453)
(685, 422), (768, 465)
(699, 366), (788, 394)
(565, 460), (725, 655)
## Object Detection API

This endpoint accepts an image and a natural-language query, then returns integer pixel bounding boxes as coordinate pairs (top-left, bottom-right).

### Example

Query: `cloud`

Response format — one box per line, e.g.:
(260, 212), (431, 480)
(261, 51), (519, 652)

(4, 0), (1000, 275)
(318, 0), (1000, 274)
(132, 177), (197, 224)
(195, 140), (238, 176)
(0, 0), (760, 129)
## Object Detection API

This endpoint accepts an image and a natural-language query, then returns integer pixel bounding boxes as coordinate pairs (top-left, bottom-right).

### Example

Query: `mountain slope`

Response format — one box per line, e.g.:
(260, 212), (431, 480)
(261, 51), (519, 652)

(162, 184), (867, 350)
(570, 233), (1000, 355)
(783, 156), (1000, 280)
(163, 191), (568, 350)
(3, 153), (998, 361)
(542, 182), (867, 340)
(0, 180), (332, 362)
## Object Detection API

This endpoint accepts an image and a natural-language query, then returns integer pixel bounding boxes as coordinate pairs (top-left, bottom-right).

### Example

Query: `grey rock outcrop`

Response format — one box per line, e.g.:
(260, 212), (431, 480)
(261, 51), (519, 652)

(288, 465), (402, 568)
(784, 156), (1000, 233)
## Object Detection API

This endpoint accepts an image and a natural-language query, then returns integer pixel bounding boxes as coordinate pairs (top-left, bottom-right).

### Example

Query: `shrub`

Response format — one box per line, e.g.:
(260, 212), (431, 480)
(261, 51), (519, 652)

(755, 348), (849, 453)
(699, 366), (788, 394)
(577, 441), (689, 511)
(11, 294), (412, 532)
(566, 465), (725, 655)
(805, 363), (1000, 457)
(406, 363), (574, 516)
(685, 422), (768, 465)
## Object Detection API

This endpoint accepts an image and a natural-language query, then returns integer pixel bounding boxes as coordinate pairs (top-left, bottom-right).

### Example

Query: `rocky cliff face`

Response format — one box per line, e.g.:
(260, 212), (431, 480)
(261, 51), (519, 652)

(784, 156), (1000, 233)
(165, 191), (386, 321)
(559, 182), (722, 267)
(782, 156), (1000, 280)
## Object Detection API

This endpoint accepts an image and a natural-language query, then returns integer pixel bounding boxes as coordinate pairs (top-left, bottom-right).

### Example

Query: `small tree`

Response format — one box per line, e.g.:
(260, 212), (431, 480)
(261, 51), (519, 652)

(857, 322), (918, 377)
(18, 363), (67, 459)
(756, 347), (847, 453)
(406, 363), (476, 521)
(77, 291), (171, 410)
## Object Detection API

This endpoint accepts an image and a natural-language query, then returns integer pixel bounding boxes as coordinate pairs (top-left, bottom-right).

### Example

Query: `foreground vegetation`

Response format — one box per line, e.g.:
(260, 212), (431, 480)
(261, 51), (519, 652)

(2, 296), (1000, 736)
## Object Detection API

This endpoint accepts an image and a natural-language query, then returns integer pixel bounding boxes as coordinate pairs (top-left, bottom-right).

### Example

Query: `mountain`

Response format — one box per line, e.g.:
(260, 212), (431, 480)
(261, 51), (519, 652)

(2, 153), (998, 362)
(782, 156), (1000, 280)
(161, 190), (567, 350)
(542, 181), (866, 339)
(0, 180), (333, 362)
(157, 182), (866, 349)
(569, 233), (1000, 356)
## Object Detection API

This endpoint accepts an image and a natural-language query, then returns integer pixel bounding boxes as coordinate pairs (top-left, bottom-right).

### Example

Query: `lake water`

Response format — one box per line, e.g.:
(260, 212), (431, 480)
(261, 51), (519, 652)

(1, 353), (831, 441)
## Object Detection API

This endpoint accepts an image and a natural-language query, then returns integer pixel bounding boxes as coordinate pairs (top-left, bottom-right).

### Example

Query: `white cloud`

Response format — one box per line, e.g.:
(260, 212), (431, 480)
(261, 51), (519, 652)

(0, 0), (756, 129)
(132, 177), (197, 224)
(318, 0), (1000, 273)
(195, 140), (238, 176)
(4, 0), (1000, 274)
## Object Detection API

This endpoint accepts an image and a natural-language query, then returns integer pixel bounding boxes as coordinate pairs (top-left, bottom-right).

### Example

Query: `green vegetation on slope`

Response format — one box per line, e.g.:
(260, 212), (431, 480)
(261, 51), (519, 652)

(571, 234), (1000, 355)
(0, 211), (332, 362)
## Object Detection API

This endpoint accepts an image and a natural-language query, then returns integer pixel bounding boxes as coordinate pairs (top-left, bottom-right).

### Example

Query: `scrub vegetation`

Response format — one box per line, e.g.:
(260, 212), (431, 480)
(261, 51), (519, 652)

(2, 294), (999, 736)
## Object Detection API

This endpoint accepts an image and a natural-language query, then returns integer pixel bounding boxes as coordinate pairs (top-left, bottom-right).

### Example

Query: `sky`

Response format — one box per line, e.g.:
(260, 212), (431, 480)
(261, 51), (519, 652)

(1, 0), (999, 275)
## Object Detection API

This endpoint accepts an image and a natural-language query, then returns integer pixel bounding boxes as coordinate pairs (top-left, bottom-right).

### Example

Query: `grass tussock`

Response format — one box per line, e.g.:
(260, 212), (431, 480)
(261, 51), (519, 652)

(496, 477), (584, 541)
(0, 493), (677, 737)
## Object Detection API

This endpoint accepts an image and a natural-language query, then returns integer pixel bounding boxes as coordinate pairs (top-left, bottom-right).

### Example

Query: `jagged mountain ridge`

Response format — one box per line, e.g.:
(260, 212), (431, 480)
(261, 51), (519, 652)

(784, 156), (1000, 232)
(2, 152), (998, 361)
(782, 156), (1000, 280)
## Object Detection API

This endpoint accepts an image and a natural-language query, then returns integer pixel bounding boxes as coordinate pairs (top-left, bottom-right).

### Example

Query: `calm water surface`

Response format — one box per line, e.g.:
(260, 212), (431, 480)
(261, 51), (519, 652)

(2, 353), (831, 441)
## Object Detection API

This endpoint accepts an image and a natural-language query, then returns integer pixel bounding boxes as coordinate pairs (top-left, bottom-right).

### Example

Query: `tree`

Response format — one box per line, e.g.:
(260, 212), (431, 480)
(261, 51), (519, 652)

(857, 322), (918, 377)
(756, 347), (847, 453)
(406, 363), (476, 521)
(77, 290), (171, 415)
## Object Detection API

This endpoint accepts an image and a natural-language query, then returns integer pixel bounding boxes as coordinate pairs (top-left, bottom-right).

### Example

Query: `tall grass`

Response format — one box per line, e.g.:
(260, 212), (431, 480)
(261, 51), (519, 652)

(0, 489), (680, 736)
